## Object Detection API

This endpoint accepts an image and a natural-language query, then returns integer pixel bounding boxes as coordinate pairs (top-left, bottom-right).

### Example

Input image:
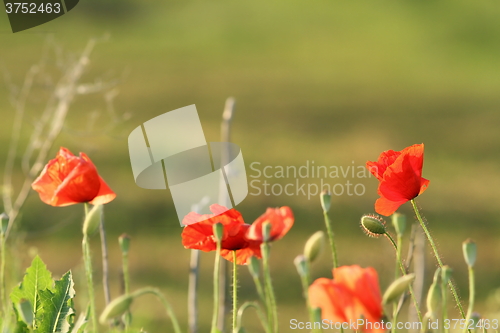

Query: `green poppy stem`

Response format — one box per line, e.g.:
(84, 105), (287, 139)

(463, 266), (475, 333)
(235, 301), (268, 332)
(232, 251), (238, 333)
(261, 241), (278, 333)
(322, 211), (338, 269)
(83, 203), (98, 333)
(211, 237), (222, 333)
(410, 199), (466, 319)
(385, 233), (423, 323)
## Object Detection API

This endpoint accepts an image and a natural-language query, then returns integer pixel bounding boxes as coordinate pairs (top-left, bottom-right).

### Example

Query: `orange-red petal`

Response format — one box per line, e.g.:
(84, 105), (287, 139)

(246, 206), (294, 242)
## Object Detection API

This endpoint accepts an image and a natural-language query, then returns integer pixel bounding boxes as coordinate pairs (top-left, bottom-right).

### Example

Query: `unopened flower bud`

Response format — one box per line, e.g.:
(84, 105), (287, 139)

(463, 239), (477, 267)
(441, 265), (453, 285)
(213, 223), (224, 243)
(82, 204), (103, 237)
(320, 190), (331, 213)
(383, 274), (415, 304)
(99, 294), (134, 324)
(248, 256), (260, 278)
(294, 255), (309, 278)
(391, 213), (406, 237)
(262, 222), (272, 242)
(119, 234), (131, 255)
(0, 213), (8, 235)
(304, 231), (325, 263)
(426, 269), (442, 319)
(360, 215), (387, 237)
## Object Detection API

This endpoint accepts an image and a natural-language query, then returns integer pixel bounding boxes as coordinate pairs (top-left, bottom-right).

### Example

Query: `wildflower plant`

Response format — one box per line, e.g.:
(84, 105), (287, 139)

(0, 51), (498, 333)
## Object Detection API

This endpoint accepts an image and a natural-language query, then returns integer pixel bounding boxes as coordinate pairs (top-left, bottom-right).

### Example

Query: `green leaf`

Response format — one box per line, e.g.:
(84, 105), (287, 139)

(38, 271), (75, 333)
(11, 255), (54, 326)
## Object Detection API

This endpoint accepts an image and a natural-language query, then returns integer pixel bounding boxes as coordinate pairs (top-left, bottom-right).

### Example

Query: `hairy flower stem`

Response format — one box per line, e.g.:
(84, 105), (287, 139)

(322, 211), (338, 269)
(83, 204), (98, 333)
(211, 239), (222, 333)
(385, 233), (423, 323)
(298, 262), (321, 333)
(463, 266), (475, 333)
(121, 242), (131, 329)
(262, 242), (278, 333)
(232, 251), (238, 333)
(410, 200), (466, 319)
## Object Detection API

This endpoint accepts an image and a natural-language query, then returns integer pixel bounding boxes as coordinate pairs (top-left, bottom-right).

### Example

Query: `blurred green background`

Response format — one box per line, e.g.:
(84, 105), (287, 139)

(1, 0), (500, 331)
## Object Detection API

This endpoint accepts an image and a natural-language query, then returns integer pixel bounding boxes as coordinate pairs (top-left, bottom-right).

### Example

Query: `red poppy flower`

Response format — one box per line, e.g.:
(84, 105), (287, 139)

(245, 206), (294, 242)
(31, 147), (116, 207)
(366, 144), (430, 216)
(181, 204), (261, 265)
(309, 265), (384, 333)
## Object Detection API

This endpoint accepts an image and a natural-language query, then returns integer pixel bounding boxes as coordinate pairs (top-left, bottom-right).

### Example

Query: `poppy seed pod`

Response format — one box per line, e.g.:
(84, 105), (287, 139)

(463, 239), (477, 267)
(320, 190), (331, 213)
(304, 231), (325, 263)
(213, 223), (224, 243)
(361, 215), (387, 238)
(119, 233), (131, 255)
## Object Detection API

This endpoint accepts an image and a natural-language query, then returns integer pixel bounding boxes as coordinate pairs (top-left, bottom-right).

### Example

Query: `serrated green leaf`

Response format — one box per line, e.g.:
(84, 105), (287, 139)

(38, 271), (75, 333)
(11, 255), (53, 326)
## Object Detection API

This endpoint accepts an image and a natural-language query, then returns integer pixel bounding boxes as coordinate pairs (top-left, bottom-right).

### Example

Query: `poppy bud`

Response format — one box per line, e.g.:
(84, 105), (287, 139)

(99, 294), (134, 324)
(294, 255), (309, 278)
(426, 268), (442, 319)
(463, 239), (477, 267)
(304, 231), (325, 263)
(248, 256), (260, 279)
(82, 204), (103, 237)
(360, 215), (387, 238)
(262, 221), (272, 242)
(119, 234), (131, 255)
(391, 213), (406, 237)
(0, 213), (8, 235)
(213, 223), (224, 243)
(382, 274), (415, 304)
(320, 190), (331, 213)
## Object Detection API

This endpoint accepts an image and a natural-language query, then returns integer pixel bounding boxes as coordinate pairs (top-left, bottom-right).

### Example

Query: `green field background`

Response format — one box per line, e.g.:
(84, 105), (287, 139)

(1, 1), (500, 331)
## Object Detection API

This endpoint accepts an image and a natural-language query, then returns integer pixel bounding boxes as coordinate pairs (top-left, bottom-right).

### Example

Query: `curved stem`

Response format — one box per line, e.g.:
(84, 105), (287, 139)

(410, 200), (466, 319)
(385, 233), (423, 323)
(211, 239), (222, 333)
(323, 211), (338, 269)
(232, 251), (238, 333)
(236, 301), (268, 332)
(132, 288), (182, 333)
